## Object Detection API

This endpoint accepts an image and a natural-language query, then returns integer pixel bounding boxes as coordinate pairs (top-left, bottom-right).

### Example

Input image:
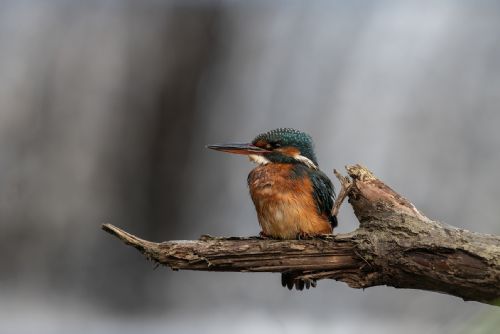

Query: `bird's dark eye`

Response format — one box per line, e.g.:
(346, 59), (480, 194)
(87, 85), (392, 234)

(266, 141), (281, 149)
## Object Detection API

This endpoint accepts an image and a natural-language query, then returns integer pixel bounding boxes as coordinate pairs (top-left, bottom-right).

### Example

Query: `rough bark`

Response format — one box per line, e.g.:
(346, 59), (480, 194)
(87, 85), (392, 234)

(102, 164), (500, 306)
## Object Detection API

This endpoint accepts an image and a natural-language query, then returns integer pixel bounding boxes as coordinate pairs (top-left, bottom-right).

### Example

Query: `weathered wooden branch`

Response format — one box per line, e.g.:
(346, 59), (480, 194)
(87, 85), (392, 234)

(102, 164), (500, 306)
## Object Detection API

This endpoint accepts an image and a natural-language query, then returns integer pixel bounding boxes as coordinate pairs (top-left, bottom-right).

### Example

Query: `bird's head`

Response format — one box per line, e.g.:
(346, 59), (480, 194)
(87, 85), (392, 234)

(207, 128), (318, 169)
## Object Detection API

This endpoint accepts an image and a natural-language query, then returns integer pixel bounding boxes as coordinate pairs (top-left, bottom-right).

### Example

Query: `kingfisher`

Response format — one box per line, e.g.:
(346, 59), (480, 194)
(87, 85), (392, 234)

(207, 128), (337, 240)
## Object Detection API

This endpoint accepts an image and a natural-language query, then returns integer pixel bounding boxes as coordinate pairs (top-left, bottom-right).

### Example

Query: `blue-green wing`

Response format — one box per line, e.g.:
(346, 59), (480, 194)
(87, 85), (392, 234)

(310, 170), (337, 227)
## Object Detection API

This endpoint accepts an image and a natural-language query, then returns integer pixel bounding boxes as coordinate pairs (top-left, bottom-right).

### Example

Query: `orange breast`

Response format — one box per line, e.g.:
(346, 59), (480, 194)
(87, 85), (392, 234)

(248, 164), (332, 239)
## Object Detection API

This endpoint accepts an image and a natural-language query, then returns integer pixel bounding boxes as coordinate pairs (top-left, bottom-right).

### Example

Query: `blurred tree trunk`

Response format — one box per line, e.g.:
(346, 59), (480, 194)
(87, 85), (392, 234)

(0, 1), (222, 310)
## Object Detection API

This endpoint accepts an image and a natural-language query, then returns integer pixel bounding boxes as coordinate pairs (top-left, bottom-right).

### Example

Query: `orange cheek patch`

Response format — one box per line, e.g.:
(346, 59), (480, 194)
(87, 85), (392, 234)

(276, 146), (300, 157)
(253, 139), (268, 149)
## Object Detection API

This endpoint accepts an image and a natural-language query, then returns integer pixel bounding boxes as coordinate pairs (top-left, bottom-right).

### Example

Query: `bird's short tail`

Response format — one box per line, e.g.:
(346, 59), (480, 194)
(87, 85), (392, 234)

(281, 272), (317, 290)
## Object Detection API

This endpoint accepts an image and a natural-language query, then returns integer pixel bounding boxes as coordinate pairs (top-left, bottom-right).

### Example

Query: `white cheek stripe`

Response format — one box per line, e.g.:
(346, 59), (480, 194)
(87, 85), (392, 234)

(249, 153), (317, 169)
(293, 154), (318, 169)
(249, 154), (271, 165)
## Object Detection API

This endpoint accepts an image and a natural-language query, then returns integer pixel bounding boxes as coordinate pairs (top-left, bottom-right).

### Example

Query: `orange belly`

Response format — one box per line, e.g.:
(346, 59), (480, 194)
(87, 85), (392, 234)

(248, 164), (332, 239)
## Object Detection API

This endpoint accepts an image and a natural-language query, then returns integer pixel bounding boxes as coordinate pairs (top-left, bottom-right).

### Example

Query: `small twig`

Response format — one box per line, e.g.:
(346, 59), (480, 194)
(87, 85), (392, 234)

(331, 168), (353, 217)
(354, 249), (373, 269)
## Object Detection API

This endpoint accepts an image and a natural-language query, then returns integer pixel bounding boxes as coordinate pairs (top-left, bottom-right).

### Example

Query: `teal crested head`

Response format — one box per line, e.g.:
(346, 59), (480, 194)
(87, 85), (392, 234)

(207, 128), (318, 169)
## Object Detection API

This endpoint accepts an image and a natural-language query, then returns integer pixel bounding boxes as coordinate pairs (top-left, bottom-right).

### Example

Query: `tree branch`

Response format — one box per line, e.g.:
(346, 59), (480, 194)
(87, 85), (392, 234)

(102, 164), (500, 306)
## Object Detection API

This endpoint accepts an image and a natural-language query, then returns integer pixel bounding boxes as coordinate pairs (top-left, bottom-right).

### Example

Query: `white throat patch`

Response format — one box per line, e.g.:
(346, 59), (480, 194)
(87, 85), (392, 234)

(249, 154), (270, 165)
(294, 154), (318, 169)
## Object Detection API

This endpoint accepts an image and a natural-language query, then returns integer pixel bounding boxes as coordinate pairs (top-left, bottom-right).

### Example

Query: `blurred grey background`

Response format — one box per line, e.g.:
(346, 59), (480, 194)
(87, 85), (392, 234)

(1, 0), (500, 333)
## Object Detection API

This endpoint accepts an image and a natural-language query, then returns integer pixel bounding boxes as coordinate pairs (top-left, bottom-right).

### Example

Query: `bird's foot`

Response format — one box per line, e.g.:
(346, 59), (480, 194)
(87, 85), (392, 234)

(296, 232), (314, 240)
(259, 231), (271, 239)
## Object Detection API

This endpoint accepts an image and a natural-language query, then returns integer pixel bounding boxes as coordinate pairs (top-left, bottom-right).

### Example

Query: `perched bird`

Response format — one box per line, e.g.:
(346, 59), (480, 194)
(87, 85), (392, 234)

(207, 128), (337, 240)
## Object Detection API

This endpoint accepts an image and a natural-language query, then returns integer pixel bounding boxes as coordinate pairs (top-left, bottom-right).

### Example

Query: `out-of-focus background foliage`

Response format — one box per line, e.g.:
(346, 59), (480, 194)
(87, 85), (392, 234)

(1, 0), (500, 333)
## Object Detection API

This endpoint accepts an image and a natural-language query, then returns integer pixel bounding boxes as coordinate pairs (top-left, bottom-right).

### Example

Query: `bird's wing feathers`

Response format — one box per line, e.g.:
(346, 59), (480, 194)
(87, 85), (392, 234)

(310, 170), (337, 227)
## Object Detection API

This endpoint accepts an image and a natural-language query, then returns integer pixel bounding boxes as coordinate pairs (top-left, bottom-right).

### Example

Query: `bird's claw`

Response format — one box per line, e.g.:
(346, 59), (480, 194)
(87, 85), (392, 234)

(259, 231), (271, 239)
(296, 232), (313, 240)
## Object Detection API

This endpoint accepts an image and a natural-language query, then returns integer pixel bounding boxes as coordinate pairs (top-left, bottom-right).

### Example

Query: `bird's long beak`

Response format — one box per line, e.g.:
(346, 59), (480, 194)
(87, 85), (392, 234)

(206, 143), (270, 155)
